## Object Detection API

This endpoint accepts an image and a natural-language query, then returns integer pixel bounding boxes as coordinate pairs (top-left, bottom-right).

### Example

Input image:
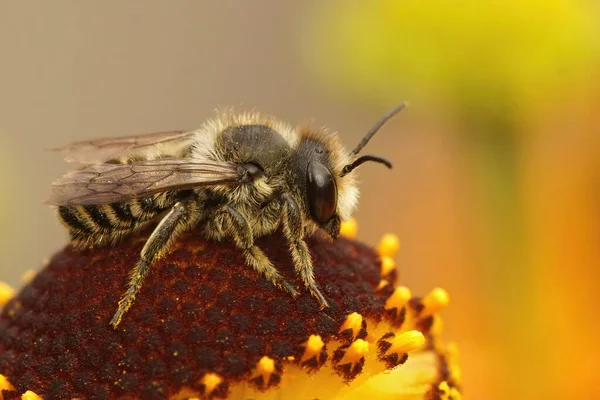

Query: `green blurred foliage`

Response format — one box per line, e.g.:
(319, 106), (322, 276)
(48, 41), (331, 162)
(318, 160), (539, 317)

(303, 0), (599, 124)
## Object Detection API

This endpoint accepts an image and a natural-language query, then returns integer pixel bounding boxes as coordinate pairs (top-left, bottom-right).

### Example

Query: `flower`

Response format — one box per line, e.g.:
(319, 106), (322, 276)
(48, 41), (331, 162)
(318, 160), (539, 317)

(0, 220), (460, 399)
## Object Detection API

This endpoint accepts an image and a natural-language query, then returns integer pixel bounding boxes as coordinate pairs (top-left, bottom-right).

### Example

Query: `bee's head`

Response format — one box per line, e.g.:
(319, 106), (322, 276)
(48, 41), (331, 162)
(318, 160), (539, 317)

(294, 103), (406, 239)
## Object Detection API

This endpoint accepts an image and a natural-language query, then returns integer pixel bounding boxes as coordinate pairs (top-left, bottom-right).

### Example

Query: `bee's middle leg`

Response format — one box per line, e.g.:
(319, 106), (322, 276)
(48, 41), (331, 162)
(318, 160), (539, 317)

(220, 206), (298, 297)
(110, 199), (201, 328)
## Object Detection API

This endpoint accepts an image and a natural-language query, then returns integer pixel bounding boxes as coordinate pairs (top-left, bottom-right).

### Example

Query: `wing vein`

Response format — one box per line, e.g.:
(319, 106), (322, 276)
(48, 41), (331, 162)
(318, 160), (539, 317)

(46, 158), (240, 206)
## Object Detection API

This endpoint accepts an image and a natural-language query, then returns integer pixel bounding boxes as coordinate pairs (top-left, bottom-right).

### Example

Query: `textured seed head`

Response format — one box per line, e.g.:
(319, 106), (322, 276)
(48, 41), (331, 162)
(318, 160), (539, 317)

(0, 228), (459, 400)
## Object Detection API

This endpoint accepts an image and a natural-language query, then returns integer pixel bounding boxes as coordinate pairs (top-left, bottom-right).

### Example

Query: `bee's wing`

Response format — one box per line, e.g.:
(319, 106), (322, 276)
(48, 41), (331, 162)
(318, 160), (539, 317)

(49, 130), (196, 164)
(45, 159), (240, 206)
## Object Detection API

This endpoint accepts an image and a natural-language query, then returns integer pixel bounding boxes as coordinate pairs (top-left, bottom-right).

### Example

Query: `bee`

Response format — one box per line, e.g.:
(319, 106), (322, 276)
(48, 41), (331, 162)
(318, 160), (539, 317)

(46, 103), (406, 328)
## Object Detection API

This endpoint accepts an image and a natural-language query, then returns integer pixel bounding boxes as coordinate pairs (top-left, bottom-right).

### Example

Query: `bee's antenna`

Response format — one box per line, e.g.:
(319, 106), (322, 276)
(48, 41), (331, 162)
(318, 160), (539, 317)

(350, 101), (408, 156)
(340, 154), (392, 177)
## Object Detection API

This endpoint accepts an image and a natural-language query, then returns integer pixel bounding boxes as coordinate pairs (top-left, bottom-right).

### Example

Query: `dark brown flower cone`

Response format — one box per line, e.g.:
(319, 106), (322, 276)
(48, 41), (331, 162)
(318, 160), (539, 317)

(0, 224), (461, 400)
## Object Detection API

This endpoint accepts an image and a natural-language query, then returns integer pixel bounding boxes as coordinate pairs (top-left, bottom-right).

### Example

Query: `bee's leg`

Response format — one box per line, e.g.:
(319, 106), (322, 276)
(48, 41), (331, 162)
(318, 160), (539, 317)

(221, 206), (298, 297)
(281, 194), (329, 309)
(110, 200), (200, 328)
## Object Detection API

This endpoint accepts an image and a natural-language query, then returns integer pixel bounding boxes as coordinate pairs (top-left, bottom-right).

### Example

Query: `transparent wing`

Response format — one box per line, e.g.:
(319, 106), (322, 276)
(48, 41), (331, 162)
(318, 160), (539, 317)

(49, 130), (196, 164)
(45, 159), (240, 206)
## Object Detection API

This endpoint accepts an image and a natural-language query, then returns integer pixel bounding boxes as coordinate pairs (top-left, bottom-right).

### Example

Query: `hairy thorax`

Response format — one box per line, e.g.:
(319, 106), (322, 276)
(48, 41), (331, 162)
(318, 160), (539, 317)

(201, 174), (285, 242)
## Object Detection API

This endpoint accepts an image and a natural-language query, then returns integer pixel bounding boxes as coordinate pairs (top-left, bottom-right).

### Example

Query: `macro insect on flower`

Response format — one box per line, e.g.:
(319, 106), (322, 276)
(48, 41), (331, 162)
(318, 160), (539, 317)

(45, 103), (406, 328)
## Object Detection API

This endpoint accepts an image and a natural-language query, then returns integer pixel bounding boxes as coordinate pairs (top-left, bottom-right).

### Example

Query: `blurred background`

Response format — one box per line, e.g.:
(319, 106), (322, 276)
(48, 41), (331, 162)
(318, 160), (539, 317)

(0, 1), (598, 398)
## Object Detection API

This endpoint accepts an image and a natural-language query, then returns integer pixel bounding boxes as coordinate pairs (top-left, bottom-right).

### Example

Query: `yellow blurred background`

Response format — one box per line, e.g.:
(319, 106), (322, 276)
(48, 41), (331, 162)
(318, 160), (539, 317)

(0, 1), (598, 399)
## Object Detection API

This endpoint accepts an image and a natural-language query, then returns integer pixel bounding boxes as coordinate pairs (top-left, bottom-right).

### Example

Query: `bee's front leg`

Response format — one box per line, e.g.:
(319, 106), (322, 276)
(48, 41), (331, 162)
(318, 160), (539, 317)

(219, 205), (298, 297)
(281, 193), (329, 309)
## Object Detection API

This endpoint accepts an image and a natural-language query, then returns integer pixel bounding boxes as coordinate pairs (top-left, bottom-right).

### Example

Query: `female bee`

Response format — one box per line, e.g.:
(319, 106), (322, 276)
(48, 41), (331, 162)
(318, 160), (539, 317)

(46, 103), (406, 328)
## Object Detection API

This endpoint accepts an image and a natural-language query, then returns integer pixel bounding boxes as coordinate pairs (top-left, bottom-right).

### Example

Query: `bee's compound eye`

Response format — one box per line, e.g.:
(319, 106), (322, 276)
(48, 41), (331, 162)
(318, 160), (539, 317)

(307, 161), (337, 224)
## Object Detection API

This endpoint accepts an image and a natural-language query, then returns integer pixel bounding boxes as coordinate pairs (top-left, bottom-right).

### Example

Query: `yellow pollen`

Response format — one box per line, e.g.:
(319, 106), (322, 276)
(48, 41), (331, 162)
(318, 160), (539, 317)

(377, 233), (400, 258)
(255, 355), (275, 383)
(0, 281), (15, 307)
(380, 256), (396, 277)
(339, 217), (358, 239)
(200, 373), (223, 395)
(384, 286), (412, 310)
(340, 339), (369, 365)
(421, 287), (450, 317)
(21, 391), (43, 400)
(301, 334), (324, 362)
(0, 374), (15, 392)
(339, 312), (363, 339)
(387, 330), (425, 355)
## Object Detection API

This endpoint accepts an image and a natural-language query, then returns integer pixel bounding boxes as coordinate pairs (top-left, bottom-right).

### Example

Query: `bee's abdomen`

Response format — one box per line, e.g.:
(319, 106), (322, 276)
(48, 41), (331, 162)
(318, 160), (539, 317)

(58, 192), (182, 247)
(58, 206), (96, 236)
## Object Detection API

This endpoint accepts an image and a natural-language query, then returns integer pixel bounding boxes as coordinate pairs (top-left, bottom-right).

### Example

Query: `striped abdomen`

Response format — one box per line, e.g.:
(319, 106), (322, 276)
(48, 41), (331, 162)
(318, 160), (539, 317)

(58, 191), (186, 248)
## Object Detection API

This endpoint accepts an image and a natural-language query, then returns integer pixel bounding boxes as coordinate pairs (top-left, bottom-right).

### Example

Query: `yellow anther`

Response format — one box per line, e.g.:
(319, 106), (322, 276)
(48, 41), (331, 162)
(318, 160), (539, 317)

(450, 387), (462, 400)
(0, 281), (15, 307)
(384, 286), (412, 310)
(438, 381), (451, 400)
(339, 312), (363, 339)
(340, 339), (369, 365)
(301, 334), (324, 362)
(339, 217), (358, 239)
(438, 381), (460, 400)
(21, 391), (43, 400)
(201, 373), (223, 395)
(0, 374), (15, 391)
(439, 380), (450, 392)
(255, 356), (275, 382)
(388, 330), (425, 355)
(376, 279), (389, 290)
(421, 287), (450, 317)
(380, 256), (396, 277)
(377, 233), (400, 258)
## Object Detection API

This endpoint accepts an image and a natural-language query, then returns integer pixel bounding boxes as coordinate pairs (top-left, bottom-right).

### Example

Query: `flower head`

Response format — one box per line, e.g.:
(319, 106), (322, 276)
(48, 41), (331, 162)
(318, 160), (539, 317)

(0, 220), (460, 399)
